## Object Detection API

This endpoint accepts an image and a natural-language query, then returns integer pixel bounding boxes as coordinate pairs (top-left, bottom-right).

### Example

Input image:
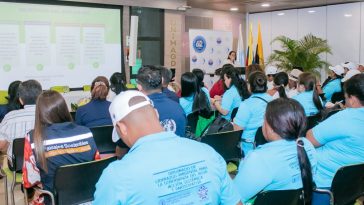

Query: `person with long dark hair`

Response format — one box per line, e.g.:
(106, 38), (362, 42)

(233, 71), (272, 155)
(0, 80), (22, 122)
(23, 90), (100, 204)
(234, 98), (317, 205)
(180, 72), (211, 118)
(108, 72), (126, 101)
(76, 76), (113, 127)
(268, 72), (289, 99)
(307, 74), (364, 205)
(293, 72), (324, 116)
(322, 65), (344, 103)
(224, 50), (237, 66)
(213, 65), (250, 120)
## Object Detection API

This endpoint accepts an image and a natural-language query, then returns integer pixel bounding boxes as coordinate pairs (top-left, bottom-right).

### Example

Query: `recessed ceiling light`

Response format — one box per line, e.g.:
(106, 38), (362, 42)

(277, 12), (285, 16)
(344, 14), (352, 17)
(230, 7), (239, 11)
(308, 10), (316, 13)
(261, 3), (270, 7)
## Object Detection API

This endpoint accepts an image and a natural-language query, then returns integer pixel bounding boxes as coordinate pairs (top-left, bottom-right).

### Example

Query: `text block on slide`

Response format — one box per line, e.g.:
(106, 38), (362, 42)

(0, 24), (20, 72)
(83, 26), (105, 69)
(56, 25), (81, 69)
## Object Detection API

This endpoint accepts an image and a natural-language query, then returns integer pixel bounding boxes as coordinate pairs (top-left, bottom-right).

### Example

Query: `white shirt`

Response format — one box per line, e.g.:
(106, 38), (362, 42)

(0, 105), (36, 156)
(287, 88), (299, 98)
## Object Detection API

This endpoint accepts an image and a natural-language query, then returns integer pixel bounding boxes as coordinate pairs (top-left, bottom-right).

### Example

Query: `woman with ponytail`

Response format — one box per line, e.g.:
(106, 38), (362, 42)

(322, 65), (344, 103)
(293, 72), (324, 116)
(213, 65), (250, 120)
(76, 76), (113, 127)
(234, 98), (317, 204)
(268, 72), (289, 99)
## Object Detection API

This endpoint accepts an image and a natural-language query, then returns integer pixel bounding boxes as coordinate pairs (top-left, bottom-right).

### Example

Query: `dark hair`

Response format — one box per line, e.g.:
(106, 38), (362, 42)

(344, 73), (364, 106)
(227, 51), (236, 62)
(222, 65), (250, 100)
(137, 65), (162, 91)
(91, 76), (109, 100)
(181, 72), (198, 97)
(265, 98), (313, 204)
(18, 80), (42, 105)
(298, 73), (323, 112)
(246, 64), (264, 79)
(33, 90), (72, 171)
(192, 68), (205, 88)
(161, 67), (173, 86)
(6, 80), (22, 112)
(293, 66), (304, 72)
(248, 71), (267, 93)
(110, 72), (126, 95)
(274, 72), (289, 98)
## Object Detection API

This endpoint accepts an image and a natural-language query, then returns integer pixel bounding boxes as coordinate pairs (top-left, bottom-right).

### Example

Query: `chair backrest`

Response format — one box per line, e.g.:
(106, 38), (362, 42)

(0, 90), (8, 105)
(254, 127), (267, 147)
(186, 112), (199, 134)
(254, 189), (304, 205)
(10, 138), (25, 172)
(231, 107), (239, 120)
(200, 130), (243, 162)
(89, 126), (116, 154)
(54, 157), (116, 205)
(331, 163), (364, 205)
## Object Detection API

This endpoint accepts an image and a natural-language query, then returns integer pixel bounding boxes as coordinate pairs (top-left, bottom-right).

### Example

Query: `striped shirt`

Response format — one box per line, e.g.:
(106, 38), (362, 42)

(0, 105), (36, 156)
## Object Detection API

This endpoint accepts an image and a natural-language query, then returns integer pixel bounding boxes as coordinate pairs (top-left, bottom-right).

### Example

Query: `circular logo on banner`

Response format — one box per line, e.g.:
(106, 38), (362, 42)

(216, 37), (222, 44)
(192, 55), (197, 63)
(208, 59), (214, 66)
(193, 36), (207, 53)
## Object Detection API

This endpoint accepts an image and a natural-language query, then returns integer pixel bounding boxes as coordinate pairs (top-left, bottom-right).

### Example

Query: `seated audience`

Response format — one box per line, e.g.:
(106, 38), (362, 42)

(341, 61), (358, 74)
(0, 80), (42, 157)
(245, 64), (264, 80)
(288, 69), (303, 98)
(192, 68), (211, 104)
(265, 65), (278, 90)
(213, 65), (250, 120)
(307, 74), (364, 205)
(0, 80), (22, 122)
(23, 90), (100, 205)
(93, 90), (242, 205)
(233, 71), (272, 155)
(209, 65), (228, 98)
(268, 72), (289, 99)
(293, 72), (324, 116)
(108, 72), (126, 101)
(160, 67), (179, 103)
(234, 98), (316, 204)
(76, 76), (112, 127)
(322, 65), (344, 103)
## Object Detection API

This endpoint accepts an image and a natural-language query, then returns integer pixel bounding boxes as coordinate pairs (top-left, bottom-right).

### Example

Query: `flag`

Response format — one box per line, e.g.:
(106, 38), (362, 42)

(255, 22), (264, 65)
(246, 23), (254, 66)
(236, 24), (245, 66)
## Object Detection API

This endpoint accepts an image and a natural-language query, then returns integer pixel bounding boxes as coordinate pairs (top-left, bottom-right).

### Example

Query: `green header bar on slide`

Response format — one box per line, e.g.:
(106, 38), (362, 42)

(0, 2), (121, 44)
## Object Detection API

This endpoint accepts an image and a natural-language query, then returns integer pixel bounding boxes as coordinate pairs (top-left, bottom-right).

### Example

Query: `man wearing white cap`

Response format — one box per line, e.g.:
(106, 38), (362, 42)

(93, 90), (242, 205)
(357, 63), (364, 72)
(342, 69), (361, 83)
(265, 65), (278, 90)
(287, 68), (303, 98)
(322, 65), (344, 102)
(341, 62), (358, 74)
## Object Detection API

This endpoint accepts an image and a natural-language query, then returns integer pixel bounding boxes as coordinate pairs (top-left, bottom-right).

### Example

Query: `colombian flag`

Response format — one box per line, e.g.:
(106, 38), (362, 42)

(255, 23), (264, 65)
(246, 24), (254, 66)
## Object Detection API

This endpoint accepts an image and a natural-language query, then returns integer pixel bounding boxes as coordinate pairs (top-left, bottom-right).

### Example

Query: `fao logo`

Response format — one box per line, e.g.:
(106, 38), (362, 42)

(193, 36), (206, 53)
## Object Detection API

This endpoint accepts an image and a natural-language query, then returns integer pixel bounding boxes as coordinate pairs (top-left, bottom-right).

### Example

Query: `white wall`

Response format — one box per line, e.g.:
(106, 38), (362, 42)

(248, 2), (363, 71)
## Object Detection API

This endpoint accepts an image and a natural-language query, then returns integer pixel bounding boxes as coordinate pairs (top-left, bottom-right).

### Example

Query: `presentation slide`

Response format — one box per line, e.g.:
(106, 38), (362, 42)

(0, 2), (122, 90)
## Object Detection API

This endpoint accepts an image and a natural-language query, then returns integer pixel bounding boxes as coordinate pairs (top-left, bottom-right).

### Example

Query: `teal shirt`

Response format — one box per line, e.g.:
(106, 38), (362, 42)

(93, 131), (241, 205)
(293, 91), (322, 116)
(322, 79), (342, 103)
(221, 85), (242, 120)
(312, 108), (364, 187)
(179, 96), (194, 116)
(234, 138), (317, 203)
(233, 93), (272, 155)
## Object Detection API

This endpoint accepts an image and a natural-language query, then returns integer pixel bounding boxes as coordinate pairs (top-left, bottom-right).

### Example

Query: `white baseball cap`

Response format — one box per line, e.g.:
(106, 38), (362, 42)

(341, 62), (358, 70)
(109, 90), (152, 142)
(265, 65), (278, 75)
(289, 69), (303, 81)
(342, 69), (361, 82)
(329, 65), (345, 76)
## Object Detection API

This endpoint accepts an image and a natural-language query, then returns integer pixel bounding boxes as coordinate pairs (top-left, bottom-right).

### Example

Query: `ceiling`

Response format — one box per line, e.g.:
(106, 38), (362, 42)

(187, 0), (363, 13)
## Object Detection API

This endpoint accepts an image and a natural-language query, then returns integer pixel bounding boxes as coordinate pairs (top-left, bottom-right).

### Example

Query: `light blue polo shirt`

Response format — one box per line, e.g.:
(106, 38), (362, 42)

(234, 138), (317, 203)
(93, 131), (241, 205)
(179, 96), (194, 116)
(293, 91), (322, 116)
(312, 108), (364, 188)
(221, 85), (242, 120)
(322, 79), (342, 103)
(233, 93), (272, 155)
